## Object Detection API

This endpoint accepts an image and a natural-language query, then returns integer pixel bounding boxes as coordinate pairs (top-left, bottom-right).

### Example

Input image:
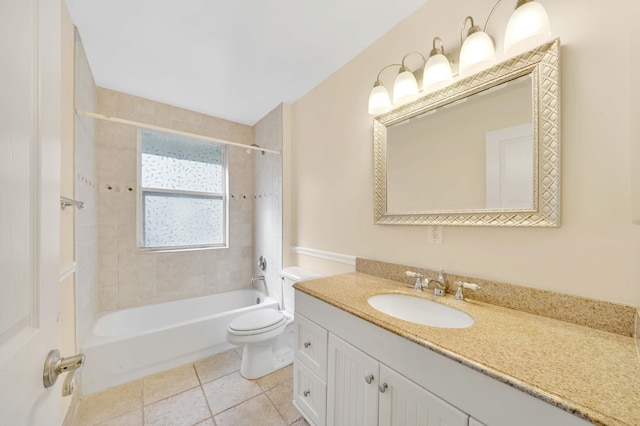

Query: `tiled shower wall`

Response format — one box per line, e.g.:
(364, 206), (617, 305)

(253, 105), (284, 306)
(95, 89), (255, 310)
(74, 32), (98, 342)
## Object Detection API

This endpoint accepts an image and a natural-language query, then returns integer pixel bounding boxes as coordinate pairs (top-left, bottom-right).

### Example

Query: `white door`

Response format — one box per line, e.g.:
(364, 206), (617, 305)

(327, 334), (379, 426)
(378, 364), (468, 426)
(485, 123), (535, 209)
(0, 0), (62, 424)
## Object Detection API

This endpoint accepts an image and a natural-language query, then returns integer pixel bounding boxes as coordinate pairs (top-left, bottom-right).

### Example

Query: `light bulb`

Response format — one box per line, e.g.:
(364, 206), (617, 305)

(459, 30), (496, 76)
(393, 68), (419, 104)
(368, 83), (391, 115)
(504, 1), (551, 56)
(423, 53), (453, 90)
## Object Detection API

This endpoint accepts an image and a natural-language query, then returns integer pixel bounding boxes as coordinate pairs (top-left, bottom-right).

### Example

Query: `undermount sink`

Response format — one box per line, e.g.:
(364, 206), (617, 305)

(367, 293), (474, 328)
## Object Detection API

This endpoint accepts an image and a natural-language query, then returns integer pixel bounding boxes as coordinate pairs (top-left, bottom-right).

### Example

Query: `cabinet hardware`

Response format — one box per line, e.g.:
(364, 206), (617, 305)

(365, 374), (374, 384)
(304, 341), (311, 348)
(303, 390), (311, 397)
(378, 382), (388, 393)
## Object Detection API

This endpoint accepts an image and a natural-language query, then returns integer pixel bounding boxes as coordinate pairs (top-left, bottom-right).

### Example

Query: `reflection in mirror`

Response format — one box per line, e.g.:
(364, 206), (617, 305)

(387, 75), (533, 212)
(373, 39), (561, 227)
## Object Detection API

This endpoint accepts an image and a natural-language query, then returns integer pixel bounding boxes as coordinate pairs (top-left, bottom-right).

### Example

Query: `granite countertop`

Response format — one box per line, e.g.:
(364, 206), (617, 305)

(294, 272), (640, 426)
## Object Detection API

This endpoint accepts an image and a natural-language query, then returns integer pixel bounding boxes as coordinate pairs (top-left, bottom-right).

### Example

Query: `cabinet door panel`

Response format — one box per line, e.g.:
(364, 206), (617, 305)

(327, 334), (379, 426)
(379, 365), (468, 426)
(296, 313), (328, 378)
(294, 359), (327, 426)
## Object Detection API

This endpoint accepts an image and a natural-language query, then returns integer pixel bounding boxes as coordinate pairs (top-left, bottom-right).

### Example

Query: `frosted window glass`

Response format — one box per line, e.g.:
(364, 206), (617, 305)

(139, 130), (227, 249)
(143, 192), (223, 247)
(141, 131), (224, 193)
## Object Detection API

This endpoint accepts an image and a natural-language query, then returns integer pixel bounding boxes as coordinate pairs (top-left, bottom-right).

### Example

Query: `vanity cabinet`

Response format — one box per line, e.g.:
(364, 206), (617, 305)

(327, 334), (468, 426)
(294, 290), (591, 426)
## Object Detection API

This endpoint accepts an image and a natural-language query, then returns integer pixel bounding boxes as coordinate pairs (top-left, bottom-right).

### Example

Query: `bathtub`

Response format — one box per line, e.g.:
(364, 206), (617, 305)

(80, 289), (278, 395)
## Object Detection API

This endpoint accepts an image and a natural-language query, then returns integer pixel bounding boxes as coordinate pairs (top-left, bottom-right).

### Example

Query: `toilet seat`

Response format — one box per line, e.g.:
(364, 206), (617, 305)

(228, 309), (287, 337)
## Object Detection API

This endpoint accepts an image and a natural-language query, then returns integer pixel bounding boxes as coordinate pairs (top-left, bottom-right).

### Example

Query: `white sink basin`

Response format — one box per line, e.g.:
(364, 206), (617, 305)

(367, 294), (474, 328)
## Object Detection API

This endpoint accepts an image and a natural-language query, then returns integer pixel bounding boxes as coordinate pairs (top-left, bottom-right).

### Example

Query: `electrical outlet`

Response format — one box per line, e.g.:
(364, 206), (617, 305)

(427, 225), (443, 244)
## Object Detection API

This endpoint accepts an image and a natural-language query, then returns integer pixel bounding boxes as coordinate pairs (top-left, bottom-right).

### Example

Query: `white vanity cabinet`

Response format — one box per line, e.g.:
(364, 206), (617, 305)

(294, 290), (591, 426)
(327, 333), (468, 426)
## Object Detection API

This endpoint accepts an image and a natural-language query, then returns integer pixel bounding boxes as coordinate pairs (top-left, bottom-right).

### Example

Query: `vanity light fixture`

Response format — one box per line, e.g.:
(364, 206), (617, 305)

(393, 52), (426, 104)
(504, 0), (551, 56)
(459, 16), (496, 77)
(367, 0), (551, 115)
(368, 63), (402, 115)
(422, 37), (454, 90)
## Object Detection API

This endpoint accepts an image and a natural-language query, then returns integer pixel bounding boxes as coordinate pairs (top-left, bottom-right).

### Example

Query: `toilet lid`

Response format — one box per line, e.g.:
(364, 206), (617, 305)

(228, 309), (285, 332)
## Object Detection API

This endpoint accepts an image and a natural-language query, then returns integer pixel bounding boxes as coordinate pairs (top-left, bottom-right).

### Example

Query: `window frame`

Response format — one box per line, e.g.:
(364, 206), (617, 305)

(136, 129), (229, 252)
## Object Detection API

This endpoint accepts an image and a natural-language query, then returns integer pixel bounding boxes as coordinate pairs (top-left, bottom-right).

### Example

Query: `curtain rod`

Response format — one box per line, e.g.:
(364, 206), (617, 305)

(75, 109), (281, 155)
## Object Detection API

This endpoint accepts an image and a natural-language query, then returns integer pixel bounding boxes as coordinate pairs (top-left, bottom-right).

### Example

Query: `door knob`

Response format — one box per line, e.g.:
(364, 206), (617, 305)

(378, 382), (388, 393)
(365, 374), (374, 384)
(43, 349), (85, 396)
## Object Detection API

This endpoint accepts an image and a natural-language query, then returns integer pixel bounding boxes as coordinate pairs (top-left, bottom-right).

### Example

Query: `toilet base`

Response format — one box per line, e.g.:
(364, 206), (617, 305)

(239, 343), (294, 379)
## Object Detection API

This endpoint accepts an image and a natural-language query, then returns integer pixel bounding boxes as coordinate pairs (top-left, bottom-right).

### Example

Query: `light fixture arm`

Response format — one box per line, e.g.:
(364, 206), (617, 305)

(461, 16), (481, 44)
(483, 0), (506, 31)
(430, 37), (446, 56)
(400, 51), (427, 71)
(374, 63), (402, 85)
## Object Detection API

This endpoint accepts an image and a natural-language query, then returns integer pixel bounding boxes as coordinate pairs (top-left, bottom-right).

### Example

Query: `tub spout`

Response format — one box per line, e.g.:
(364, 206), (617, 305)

(251, 275), (268, 296)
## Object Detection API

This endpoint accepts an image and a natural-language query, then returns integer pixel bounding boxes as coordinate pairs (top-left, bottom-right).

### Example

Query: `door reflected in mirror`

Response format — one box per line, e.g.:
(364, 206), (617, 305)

(386, 75), (533, 212)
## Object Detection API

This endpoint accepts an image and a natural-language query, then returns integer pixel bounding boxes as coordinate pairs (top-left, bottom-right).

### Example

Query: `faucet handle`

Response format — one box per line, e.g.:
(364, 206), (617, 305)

(405, 271), (423, 278)
(454, 281), (480, 301)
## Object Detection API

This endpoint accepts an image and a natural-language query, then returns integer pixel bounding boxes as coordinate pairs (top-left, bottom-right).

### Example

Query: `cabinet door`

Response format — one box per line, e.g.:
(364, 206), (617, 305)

(378, 364), (469, 426)
(296, 313), (329, 378)
(327, 334), (380, 426)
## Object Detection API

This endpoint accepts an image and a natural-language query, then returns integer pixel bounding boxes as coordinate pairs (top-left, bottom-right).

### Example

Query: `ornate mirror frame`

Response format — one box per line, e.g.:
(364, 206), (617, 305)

(373, 39), (560, 227)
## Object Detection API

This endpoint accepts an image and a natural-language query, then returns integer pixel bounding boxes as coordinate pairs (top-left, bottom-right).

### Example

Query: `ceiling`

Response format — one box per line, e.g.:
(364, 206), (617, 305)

(65, 0), (429, 125)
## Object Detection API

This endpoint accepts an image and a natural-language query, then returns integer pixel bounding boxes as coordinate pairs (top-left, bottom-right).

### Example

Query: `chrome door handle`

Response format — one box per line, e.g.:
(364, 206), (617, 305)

(43, 349), (85, 396)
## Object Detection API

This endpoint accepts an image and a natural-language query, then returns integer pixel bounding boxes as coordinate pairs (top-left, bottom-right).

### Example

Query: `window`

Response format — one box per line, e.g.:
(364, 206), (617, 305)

(138, 130), (227, 250)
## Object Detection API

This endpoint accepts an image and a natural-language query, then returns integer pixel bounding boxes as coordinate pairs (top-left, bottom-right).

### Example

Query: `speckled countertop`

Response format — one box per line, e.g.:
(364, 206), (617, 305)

(294, 272), (640, 426)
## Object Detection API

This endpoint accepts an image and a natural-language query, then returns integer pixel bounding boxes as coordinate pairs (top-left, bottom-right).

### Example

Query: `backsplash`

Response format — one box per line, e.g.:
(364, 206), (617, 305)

(356, 258), (636, 337)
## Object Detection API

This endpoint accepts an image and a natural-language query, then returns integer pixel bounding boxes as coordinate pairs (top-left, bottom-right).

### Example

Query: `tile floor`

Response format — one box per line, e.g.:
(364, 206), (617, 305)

(70, 349), (309, 426)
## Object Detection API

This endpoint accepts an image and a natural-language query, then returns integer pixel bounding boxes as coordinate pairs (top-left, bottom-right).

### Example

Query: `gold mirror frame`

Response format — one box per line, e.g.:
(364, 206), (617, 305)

(374, 39), (560, 227)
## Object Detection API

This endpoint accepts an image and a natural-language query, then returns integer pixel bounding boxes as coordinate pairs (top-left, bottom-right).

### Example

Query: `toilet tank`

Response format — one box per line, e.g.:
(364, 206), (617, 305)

(280, 267), (321, 313)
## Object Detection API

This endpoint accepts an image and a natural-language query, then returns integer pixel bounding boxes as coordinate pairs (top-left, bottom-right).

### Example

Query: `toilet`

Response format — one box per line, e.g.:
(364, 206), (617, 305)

(227, 266), (321, 379)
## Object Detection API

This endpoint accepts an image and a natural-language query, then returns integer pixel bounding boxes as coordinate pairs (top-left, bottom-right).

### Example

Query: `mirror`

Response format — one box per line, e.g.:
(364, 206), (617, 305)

(374, 39), (560, 226)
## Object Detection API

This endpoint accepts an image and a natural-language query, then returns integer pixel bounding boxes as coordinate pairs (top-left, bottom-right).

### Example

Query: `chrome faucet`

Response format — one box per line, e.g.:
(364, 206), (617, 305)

(251, 275), (268, 296)
(426, 268), (447, 297)
(405, 271), (425, 291)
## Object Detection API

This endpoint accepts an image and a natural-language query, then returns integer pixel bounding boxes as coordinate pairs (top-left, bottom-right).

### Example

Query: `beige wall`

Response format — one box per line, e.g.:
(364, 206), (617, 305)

(290, 0), (640, 306)
(95, 89), (255, 310)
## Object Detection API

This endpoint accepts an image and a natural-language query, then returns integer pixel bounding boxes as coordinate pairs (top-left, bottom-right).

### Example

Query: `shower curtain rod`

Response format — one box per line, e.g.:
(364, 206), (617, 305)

(75, 109), (281, 155)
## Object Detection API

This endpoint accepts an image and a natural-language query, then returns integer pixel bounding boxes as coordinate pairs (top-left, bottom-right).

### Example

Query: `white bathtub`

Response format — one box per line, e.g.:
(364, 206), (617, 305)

(80, 289), (278, 395)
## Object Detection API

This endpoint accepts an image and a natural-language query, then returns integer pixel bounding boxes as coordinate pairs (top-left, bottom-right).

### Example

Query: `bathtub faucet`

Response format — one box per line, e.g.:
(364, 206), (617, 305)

(251, 275), (268, 296)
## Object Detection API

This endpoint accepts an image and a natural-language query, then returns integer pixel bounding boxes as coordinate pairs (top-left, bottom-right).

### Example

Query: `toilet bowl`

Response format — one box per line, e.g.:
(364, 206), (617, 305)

(226, 267), (321, 379)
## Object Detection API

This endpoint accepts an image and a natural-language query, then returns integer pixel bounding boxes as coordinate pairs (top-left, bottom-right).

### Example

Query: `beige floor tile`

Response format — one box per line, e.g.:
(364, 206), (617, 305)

(256, 364), (293, 391)
(194, 350), (241, 384)
(234, 347), (243, 358)
(94, 409), (143, 426)
(193, 418), (215, 426)
(266, 380), (300, 424)
(201, 371), (262, 414)
(290, 418), (310, 426)
(214, 394), (287, 426)
(143, 387), (210, 426)
(73, 380), (143, 426)
(143, 363), (200, 405)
